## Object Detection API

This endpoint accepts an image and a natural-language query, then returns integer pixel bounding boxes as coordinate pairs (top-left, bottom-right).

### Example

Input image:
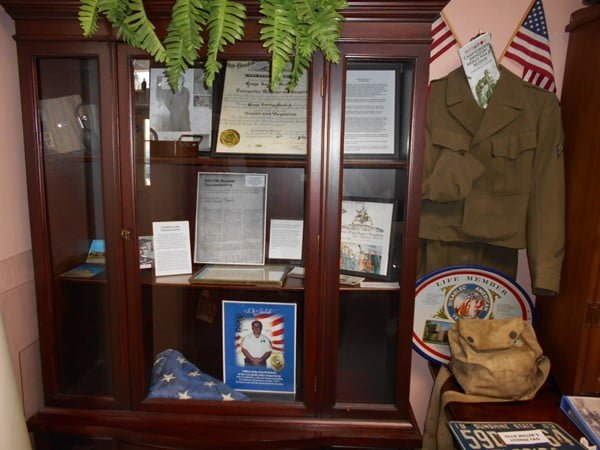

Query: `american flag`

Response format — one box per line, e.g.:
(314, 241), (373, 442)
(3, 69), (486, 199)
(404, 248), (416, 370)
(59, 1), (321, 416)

(430, 14), (458, 64)
(235, 313), (285, 352)
(504, 0), (556, 92)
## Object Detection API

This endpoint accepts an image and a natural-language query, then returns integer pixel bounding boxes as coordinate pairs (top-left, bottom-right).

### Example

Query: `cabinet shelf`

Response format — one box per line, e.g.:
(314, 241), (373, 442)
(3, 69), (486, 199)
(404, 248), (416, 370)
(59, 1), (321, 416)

(141, 154), (307, 168)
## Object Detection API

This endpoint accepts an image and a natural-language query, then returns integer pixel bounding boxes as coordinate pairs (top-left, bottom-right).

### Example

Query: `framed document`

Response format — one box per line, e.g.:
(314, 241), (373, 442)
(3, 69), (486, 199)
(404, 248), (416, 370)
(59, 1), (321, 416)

(194, 172), (267, 265)
(149, 67), (213, 151)
(190, 264), (289, 287)
(343, 61), (413, 158)
(340, 199), (394, 279)
(215, 61), (307, 156)
(222, 300), (297, 394)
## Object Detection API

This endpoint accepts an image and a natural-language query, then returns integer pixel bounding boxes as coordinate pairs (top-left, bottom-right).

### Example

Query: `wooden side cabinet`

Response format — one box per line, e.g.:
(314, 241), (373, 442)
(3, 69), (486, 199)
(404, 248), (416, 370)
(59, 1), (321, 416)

(3, 1), (447, 448)
(535, 4), (600, 396)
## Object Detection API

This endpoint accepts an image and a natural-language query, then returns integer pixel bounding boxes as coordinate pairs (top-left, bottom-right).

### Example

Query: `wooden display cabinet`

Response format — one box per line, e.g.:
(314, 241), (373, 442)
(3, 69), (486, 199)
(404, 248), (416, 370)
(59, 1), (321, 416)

(4, 1), (447, 448)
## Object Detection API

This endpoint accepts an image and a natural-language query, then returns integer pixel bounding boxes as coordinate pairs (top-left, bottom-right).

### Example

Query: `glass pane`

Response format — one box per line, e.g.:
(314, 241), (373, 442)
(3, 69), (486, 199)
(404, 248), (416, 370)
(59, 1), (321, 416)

(336, 59), (414, 404)
(132, 59), (307, 403)
(37, 57), (112, 395)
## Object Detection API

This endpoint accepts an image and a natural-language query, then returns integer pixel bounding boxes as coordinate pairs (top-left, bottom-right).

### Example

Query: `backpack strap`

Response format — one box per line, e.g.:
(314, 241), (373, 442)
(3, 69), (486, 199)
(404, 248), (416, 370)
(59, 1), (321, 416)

(422, 365), (538, 450)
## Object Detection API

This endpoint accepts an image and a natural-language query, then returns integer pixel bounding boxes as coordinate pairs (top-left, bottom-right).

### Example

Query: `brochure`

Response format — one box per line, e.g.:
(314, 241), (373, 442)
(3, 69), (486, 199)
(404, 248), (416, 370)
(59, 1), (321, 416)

(458, 32), (500, 109)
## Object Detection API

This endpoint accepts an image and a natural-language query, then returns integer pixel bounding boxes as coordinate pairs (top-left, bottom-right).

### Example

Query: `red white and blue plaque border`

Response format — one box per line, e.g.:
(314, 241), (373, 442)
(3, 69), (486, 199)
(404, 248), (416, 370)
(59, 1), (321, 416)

(412, 265), (533, 365)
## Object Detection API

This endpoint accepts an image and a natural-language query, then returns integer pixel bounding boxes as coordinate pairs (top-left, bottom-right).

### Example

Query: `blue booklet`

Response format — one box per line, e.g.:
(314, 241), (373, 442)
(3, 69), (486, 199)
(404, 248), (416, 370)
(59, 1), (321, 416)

(561, 395), (600, 447)
(60, 263), (104, 279)
(448, 421), (585, 449)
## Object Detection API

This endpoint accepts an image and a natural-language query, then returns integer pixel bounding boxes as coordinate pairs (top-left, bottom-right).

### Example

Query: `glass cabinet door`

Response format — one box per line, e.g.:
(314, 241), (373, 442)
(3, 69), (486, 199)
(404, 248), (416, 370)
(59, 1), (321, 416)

(323, 45), (422, 418)
(23, 41), (125, 405)
(123, 50), (320, 413)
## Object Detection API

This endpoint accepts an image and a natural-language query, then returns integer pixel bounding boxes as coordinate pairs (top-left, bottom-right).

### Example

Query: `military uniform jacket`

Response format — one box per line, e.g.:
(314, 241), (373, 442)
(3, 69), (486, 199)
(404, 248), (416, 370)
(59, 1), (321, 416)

(420, 66), (565, 294)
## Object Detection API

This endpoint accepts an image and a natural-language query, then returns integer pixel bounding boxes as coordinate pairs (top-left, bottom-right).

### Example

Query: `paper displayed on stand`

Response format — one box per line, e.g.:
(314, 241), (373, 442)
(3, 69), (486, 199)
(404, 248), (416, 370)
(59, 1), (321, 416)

(152, 221), (192, 276)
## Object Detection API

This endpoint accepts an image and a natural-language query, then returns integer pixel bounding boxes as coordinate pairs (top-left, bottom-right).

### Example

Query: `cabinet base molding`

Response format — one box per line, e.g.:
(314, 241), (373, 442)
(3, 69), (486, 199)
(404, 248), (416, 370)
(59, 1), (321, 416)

(29, 407), (421, 449)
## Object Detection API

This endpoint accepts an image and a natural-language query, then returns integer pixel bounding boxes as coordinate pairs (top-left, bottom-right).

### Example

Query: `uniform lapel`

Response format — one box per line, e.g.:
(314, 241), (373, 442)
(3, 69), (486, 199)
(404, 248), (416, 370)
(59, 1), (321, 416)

(472, 67), (523, 145)
(446, 68), (483, 137)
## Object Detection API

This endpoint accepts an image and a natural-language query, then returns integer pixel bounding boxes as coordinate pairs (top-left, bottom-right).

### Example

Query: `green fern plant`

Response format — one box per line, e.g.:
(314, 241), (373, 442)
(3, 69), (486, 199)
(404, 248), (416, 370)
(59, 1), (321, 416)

(163, 0), (209, 89)
(78, 0), (346, 92)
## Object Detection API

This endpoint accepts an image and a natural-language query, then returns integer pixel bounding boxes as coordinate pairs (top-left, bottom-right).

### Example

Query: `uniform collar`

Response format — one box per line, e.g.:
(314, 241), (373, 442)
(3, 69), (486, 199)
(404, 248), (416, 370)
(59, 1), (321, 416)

(446, 65), (524, 144)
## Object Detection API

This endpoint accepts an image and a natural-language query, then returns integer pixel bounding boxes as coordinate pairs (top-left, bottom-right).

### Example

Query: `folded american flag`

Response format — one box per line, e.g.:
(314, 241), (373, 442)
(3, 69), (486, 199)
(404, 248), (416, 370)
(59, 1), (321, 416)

(148, 349), (249, 401)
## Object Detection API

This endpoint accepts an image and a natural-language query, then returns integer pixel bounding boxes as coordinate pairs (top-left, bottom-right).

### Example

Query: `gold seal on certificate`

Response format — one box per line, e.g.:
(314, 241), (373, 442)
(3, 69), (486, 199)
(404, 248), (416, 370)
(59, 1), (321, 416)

(219, 129), (240, 147)
(270, 353), (285, 371)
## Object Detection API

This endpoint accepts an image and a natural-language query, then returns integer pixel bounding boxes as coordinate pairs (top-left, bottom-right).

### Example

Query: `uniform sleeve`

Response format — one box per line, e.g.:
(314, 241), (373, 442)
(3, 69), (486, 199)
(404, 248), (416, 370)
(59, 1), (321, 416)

(421, 87), (437, 199)
(527, 94), (565, 295)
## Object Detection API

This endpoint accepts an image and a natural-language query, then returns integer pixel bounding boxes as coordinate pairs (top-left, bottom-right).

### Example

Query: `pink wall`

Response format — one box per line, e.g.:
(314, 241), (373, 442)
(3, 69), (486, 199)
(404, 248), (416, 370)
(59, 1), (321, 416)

(0, 4), (42, 422)
(0, 0), (587, 435)
(410, 0), (585, 432)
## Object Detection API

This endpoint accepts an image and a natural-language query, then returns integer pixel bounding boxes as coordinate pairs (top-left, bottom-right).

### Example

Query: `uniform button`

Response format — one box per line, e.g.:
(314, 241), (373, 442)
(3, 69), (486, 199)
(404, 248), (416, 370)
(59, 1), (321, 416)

(509, 331), (518, 339)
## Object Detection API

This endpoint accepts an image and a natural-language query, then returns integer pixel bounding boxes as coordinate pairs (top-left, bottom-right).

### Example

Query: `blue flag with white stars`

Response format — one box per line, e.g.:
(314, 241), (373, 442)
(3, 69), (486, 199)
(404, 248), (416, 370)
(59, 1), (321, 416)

(148, 349), (249, 401)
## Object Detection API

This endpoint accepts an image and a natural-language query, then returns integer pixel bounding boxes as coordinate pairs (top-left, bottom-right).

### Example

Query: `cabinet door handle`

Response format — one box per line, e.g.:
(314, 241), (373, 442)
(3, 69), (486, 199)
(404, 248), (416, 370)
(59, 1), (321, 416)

(121, 229), (132, 240)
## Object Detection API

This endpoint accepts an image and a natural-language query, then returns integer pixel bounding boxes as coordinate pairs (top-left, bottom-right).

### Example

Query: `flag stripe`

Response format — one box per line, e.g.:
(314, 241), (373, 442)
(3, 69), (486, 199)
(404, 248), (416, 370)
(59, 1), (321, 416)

(505, 47), (555, 81)
(431, 39), (456, 63)
(509, 30), (554, 67)
(430, 15), (457, 64)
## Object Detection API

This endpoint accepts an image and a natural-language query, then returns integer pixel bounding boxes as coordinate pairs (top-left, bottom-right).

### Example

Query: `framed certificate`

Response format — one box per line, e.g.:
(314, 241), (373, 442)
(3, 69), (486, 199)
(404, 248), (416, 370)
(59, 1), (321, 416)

(340, 198), (395, 279)
(343, 61), (414, 159)
(215, 61), (307, 156)
(194, 172), (267, 265)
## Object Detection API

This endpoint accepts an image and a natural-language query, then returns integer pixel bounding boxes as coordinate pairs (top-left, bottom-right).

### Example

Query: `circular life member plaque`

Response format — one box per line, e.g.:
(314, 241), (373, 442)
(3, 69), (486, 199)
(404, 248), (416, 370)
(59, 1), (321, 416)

(413, 265), (533, 365)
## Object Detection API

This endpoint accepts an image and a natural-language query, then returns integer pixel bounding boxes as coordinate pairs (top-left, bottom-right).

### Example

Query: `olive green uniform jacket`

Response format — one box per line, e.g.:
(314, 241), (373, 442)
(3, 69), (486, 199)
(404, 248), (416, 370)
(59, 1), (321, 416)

(420, 66), (565, 294)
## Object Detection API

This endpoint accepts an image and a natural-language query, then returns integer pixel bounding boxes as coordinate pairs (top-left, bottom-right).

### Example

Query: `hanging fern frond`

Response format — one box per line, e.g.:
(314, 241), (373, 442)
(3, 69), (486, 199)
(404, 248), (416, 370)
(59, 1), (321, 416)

(123, 0), (167, 62)
(259, 0), (296, 90)
(79, 0), (106, 36)
(164, 0), (209, 90)
(295, 0), (346, 64)
(205, 0), (247, 87)
(287, 29), (312, 91)
(79, 0), (346, 93)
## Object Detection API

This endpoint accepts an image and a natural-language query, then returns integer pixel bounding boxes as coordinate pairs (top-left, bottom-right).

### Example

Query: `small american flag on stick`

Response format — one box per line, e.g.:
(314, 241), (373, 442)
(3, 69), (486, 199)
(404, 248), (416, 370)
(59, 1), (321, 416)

(503, 0), (556, 92)
(430, 14), (458, 64)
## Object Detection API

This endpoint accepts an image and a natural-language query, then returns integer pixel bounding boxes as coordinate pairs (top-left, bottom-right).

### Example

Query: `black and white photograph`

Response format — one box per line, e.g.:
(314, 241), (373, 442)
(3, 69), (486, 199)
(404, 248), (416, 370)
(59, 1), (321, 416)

(138, 235), (154, 269)
(149, 67), (212, 151)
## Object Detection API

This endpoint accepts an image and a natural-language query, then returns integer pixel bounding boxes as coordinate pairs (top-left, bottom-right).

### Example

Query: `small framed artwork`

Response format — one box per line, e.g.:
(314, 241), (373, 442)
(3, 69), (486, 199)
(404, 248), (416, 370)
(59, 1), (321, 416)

(340, 198), (395, 279)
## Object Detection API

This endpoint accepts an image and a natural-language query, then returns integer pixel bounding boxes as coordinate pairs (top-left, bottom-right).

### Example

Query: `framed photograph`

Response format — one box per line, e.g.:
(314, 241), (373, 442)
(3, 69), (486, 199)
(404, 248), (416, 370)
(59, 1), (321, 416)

(138, 235), (154, 269)
(343, 61), (414, 159)
(222, 300), (296, 394)
(149, 67), (213, 152)
(194, 172), (267, 265)
(340, 198), (394, 279)
(215, 61), (307, 156)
